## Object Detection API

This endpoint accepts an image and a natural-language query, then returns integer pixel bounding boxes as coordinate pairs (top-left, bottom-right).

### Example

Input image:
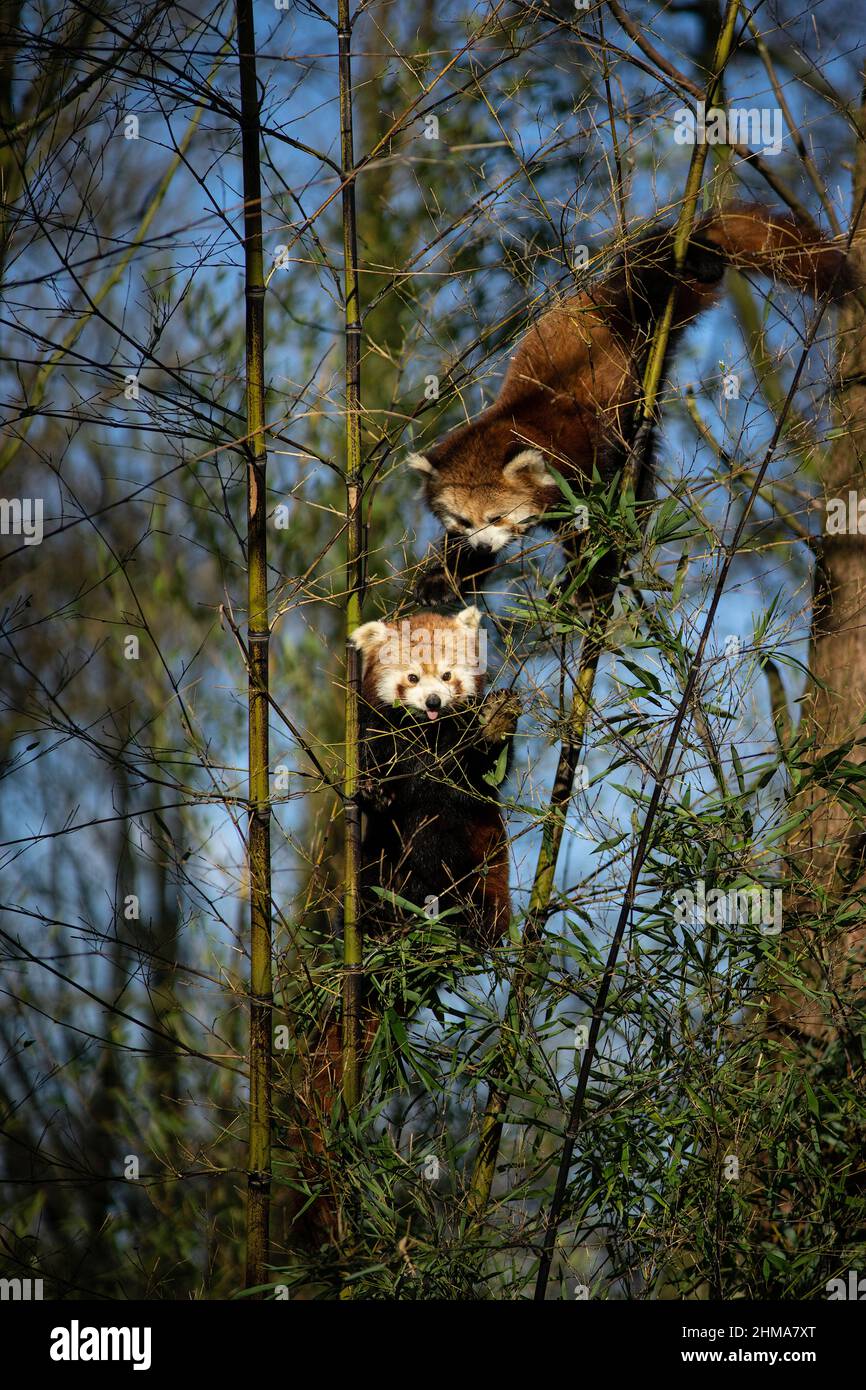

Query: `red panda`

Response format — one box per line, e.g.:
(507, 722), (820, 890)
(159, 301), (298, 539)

(289, 608), (519, 1247)
(410, 204), (853, 602)
(349, 605), (519, 947)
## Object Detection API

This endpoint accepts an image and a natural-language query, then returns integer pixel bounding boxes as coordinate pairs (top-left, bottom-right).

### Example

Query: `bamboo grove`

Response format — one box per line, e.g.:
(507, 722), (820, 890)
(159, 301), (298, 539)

(0, 0), (865, 1302)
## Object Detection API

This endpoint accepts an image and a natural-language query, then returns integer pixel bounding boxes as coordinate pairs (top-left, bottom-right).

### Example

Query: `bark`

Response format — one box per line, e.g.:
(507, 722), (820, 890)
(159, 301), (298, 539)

(774, 89), (866, 1048)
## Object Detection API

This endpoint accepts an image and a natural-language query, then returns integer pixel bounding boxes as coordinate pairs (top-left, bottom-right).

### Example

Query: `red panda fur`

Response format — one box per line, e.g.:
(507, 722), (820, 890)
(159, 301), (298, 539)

(350, 606), (516, 948)
(410, 204), (853, 598)
(287, 609), (519, 1247)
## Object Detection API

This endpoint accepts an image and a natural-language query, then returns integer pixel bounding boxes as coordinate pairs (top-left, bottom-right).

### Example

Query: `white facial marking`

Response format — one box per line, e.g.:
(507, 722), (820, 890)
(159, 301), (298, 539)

(410, 674), (451, 719)
(366, 618), (483, 714)
(372, 667), (473, 715)
(467, 524), (513, 552)
(441, 499), (538, 549)
(505, 501), (537, 527)
(478, 501), (537, 539)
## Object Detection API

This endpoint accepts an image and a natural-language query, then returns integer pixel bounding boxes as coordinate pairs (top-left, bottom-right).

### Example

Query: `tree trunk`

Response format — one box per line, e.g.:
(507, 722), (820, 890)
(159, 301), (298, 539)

(775, 86), (866, 1049)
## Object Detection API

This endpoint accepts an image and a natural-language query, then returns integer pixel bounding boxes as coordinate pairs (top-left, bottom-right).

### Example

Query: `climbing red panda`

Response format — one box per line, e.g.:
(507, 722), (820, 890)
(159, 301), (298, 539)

(288, 608), (519, 1246)
(349, 605), (519, 947)
(410, 203), (853, 602)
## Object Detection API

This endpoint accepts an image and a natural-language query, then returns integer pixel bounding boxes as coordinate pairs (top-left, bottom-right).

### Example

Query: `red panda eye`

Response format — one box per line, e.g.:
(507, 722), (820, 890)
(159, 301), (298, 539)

(441, 671), (451, 681)
(454, 516), (472, 529)
(488, 515), (504, 525)
(407, 673), (419, 684)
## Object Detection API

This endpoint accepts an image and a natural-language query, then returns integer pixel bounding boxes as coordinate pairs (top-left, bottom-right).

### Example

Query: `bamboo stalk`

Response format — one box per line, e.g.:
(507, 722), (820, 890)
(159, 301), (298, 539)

(236, 0), (273, 1294)
(338, 0), (364, 1111)
(531, 5), (759, 1299)
(467, 630), (603, 1215)
(467, 0), (745, 1251)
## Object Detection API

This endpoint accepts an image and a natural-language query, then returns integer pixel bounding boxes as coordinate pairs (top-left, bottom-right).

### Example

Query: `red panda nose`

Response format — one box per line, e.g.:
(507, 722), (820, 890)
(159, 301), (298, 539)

(425, 693), (441, 710)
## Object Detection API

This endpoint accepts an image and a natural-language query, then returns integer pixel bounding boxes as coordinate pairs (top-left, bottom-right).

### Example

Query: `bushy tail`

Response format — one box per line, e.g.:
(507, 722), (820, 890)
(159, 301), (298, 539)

(693, 203), (853, 300)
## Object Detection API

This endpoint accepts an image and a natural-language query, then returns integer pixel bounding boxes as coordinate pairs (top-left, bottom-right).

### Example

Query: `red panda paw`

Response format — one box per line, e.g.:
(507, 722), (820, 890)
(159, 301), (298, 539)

(412, 558), (464, 607)
(356, 774), (393, 813)
(478, 689), (521, 743)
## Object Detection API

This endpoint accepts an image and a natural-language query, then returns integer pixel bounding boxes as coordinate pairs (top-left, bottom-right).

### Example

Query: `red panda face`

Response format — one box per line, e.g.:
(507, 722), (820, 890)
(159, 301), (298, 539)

(408, 446), (555, 553)
(350, 607), (486, 720)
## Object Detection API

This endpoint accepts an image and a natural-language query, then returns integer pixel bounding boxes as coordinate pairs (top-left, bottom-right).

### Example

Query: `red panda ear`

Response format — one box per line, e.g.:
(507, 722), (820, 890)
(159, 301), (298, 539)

(406, 452), (436, 475)
(455, 605), (482, 631)
(502, 448), (551, 484)
(349, 620), (391, 660)
(455, 606), (484, 675)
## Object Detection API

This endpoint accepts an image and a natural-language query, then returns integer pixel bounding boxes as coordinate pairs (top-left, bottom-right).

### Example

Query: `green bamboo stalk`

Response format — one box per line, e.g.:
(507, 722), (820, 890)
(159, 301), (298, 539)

(236, 0), (273, 1294)
(467, 0), (744, 1233)
(467, 634), (602, 1216)
(634, 4), (743, 426)
(531, 1), (744, 1300)
(338, 0), (364, 1110)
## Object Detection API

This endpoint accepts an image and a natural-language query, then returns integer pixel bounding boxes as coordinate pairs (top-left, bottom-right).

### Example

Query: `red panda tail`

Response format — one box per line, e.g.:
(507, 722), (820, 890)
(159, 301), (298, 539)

(693, 203), (853, 301)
